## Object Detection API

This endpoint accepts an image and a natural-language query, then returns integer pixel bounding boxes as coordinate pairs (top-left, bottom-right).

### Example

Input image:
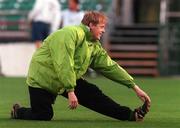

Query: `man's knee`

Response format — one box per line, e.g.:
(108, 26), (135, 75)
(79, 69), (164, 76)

(38, 111), (54, 121)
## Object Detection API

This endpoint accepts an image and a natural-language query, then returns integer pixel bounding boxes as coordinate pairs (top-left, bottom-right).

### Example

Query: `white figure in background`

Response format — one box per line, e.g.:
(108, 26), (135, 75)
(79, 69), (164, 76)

(28, 0), (61, 48)
(60, 0), (84, 28)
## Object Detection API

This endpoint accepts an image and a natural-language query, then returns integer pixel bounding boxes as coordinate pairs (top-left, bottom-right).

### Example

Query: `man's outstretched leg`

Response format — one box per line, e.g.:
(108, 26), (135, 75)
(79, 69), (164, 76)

(62, 79), (148, 121)
(11, 86), (56, 121)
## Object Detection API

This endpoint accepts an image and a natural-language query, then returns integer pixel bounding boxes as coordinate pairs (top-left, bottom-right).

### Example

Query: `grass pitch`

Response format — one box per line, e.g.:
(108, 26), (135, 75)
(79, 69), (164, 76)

(0, 76), (180, 128)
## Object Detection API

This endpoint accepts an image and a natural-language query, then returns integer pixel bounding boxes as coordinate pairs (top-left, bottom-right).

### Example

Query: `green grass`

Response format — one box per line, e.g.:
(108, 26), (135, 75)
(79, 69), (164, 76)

(0, 76), (180, 128)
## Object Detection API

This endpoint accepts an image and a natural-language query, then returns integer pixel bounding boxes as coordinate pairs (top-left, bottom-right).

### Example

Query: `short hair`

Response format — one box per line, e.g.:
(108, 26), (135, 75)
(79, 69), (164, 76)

(72, 0), (79, 4)
(81, 11), (107, 26)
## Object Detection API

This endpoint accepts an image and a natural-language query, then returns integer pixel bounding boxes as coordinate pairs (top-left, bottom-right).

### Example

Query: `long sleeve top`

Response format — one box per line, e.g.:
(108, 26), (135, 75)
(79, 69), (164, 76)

(27, 23), (135, 95)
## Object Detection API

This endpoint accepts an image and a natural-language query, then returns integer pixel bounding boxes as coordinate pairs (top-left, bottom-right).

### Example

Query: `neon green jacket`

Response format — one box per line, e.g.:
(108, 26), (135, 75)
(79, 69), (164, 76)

(27, 24), (135, 95)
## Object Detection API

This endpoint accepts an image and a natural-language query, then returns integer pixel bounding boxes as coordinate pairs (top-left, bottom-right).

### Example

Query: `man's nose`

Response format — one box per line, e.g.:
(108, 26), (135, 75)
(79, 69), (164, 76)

(102, 28), (105, 33)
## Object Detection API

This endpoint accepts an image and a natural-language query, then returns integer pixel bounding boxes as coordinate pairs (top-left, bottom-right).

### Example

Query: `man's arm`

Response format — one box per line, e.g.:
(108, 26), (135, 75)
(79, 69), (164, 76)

(28, 0), (42, 21)
(91, 45), (135, 88)
(91, 44), (151, 107)
(49, 30), (77, 92)
(49, 29), (79, 108)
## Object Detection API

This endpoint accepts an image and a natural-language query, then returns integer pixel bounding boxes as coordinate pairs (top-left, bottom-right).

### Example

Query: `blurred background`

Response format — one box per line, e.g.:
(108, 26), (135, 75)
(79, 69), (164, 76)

(0, 0), (180, 77)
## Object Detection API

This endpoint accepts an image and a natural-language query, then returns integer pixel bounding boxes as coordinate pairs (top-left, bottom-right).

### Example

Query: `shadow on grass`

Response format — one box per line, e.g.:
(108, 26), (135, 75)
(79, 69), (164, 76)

(52, 118), (120, 123)
(1, 117), (180, 128)
(0, 117), (119, 123)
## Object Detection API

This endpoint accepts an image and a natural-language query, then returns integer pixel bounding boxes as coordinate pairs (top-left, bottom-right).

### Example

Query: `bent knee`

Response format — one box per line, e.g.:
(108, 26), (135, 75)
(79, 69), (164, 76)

(38, 112), (53, 121)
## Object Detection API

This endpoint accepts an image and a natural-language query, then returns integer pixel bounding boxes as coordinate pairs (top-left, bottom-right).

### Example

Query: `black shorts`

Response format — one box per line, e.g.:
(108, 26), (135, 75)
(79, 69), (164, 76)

(31, 21), (50, 41)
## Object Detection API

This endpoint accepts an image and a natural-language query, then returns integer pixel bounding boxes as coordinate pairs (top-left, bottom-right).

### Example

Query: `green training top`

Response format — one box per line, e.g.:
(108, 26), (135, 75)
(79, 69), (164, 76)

(26, 23), (136, 95)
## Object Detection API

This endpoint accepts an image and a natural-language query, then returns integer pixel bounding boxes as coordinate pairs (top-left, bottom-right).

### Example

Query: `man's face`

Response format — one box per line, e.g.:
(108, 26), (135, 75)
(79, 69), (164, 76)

(68, 0), (78, 11)
(89, 22), (106, 40)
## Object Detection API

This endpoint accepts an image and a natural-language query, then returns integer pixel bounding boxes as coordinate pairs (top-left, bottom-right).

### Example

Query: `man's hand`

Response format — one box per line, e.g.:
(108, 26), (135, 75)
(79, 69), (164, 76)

(68, 91), (78, 109)
(133, 85), (151, 112)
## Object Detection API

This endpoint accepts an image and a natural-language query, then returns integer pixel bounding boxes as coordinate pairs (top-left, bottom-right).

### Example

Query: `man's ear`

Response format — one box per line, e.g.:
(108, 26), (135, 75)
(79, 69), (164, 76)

(89, 23), (94, 29)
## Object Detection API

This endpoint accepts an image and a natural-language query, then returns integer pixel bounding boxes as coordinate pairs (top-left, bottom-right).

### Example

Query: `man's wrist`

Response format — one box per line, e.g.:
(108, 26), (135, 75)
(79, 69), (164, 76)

(66, 88), (74, 93)
(132, 85), (139, 91)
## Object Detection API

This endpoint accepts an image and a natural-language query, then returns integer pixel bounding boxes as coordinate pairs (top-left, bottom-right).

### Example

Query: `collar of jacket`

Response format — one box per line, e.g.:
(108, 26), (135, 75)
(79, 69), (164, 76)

(79, 23), (99, 43)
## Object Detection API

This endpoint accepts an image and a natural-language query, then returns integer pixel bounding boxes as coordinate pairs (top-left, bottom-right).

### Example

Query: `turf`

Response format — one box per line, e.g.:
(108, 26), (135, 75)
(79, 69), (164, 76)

(0, 76), (180, 128)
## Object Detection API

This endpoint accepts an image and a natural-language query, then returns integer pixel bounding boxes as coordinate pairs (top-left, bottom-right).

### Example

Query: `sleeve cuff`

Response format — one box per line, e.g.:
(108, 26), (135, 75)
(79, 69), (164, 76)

(128, 83), (136, 88)
(66, 88), (75, 92)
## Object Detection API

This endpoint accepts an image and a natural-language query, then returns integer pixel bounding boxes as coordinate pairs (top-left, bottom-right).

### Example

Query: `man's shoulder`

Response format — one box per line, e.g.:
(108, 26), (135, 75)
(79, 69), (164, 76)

(63, 25), (83, 31)
(62, 9), (71, 15)
(70, 25), (85, 38)
(60, 25), (85, 39)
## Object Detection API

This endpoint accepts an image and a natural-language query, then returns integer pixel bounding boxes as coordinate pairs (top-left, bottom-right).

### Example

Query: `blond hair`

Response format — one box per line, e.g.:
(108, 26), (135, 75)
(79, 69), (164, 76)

(81, 11), (107, 26)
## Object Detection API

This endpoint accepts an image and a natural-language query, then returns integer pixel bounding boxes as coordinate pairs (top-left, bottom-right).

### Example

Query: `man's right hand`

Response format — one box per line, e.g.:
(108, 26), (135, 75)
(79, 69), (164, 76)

(68, 91), (78, 109)
(133, 85), (151, 112)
